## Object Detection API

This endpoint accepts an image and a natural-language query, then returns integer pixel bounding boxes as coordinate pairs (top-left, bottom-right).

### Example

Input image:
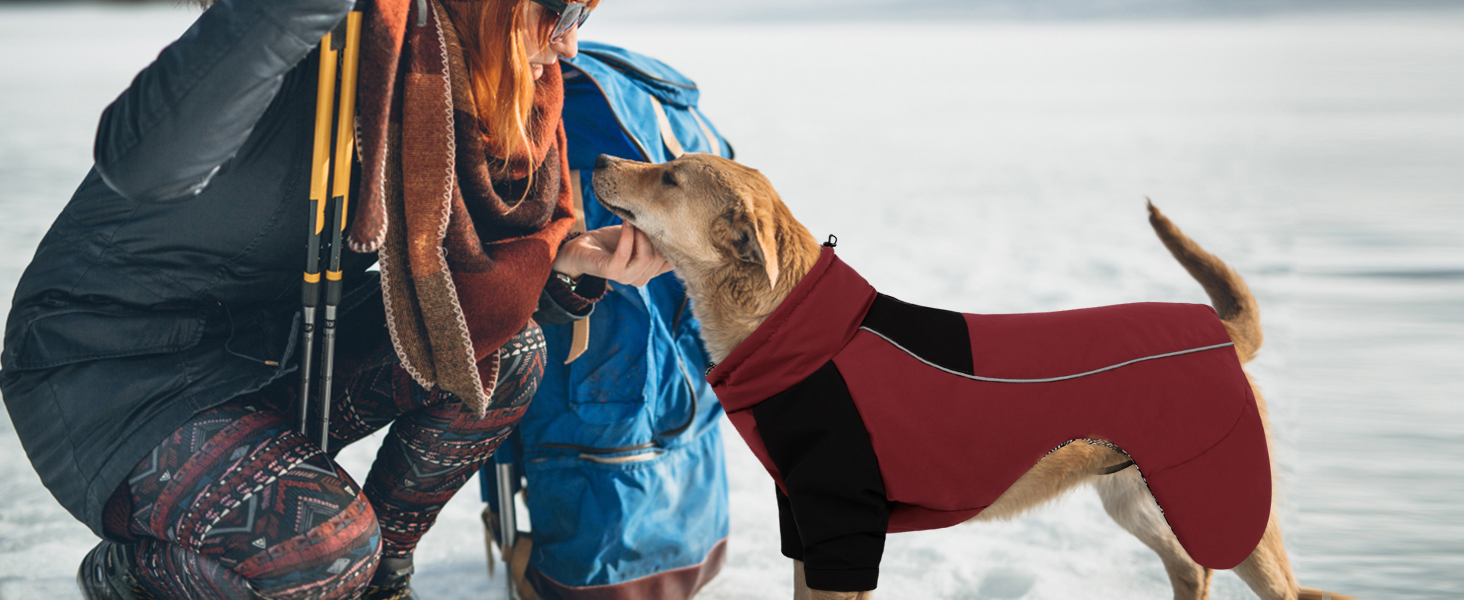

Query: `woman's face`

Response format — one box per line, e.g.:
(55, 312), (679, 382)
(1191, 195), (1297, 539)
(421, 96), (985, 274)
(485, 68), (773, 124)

(524, 1), (582, 80)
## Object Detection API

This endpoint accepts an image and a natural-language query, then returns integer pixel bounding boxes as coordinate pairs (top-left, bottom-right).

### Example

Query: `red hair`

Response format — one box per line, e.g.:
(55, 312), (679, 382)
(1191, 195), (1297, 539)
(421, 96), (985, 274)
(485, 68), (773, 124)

(442, 0), (598, 162)
(193, 0), (585, 163)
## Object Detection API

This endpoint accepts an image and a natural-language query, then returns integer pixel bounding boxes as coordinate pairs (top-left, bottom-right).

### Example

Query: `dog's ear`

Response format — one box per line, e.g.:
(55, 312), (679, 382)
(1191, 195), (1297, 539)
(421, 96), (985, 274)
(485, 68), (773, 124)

(729, 202), (780, 288)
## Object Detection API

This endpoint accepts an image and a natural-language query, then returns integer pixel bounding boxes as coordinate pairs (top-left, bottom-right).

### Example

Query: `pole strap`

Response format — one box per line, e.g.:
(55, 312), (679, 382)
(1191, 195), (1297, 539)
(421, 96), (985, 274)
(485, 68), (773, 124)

(508, 535), (541, 600)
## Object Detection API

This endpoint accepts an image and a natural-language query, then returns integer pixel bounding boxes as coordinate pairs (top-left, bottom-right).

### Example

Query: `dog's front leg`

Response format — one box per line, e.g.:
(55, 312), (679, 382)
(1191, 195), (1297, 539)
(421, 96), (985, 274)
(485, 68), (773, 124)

(793, 561), (812, 600)
(793, 560), (874, 600)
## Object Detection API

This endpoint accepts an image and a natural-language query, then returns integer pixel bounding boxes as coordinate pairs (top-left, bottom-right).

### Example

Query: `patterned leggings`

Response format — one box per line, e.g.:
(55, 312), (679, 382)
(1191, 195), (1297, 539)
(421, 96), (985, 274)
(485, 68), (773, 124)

(100, 323), (546, 600)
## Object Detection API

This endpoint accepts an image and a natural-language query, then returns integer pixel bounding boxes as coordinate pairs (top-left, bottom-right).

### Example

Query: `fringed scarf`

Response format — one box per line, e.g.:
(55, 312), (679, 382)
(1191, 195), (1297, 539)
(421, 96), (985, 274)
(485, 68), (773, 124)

(347, 0), (575, 415)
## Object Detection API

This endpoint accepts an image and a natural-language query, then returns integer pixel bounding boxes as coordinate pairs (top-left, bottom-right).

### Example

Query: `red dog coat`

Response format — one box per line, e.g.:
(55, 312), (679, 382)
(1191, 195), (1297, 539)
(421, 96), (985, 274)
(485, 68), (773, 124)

(708, 247), (1270, 592)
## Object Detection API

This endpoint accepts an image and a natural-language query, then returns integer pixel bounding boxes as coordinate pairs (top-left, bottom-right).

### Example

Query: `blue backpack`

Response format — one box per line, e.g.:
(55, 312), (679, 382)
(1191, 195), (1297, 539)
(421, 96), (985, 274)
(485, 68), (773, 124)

(481, 42), (731, 600)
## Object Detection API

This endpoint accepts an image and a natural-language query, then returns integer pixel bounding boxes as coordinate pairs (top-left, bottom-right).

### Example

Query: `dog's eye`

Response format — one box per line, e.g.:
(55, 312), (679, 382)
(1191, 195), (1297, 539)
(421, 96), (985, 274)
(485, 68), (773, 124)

(662, 171), (678, 187)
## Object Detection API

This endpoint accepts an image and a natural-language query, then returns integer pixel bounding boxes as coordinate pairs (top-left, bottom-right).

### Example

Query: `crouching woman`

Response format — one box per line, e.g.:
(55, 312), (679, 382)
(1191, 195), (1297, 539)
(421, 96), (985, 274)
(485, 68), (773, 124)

(0, 0), (665, 598)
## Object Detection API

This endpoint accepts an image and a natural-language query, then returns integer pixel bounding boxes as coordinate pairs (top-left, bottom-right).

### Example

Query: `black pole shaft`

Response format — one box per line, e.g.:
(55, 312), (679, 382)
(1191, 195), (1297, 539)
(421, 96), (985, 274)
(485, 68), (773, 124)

(316, 10), (361, 453)
(318, 193), (345, 454)
(300, 211), (321, 437)
(302, 27), (339, 442)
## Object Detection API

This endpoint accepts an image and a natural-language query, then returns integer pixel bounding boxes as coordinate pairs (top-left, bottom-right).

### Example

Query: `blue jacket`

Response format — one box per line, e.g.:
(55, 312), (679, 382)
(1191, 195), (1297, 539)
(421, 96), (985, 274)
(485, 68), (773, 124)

(480, 44), (732, 592)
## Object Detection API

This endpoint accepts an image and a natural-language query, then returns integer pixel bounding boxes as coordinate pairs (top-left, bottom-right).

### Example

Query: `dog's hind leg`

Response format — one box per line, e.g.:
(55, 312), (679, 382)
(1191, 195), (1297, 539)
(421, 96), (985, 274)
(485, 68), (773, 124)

(1094, 469), (1214, 600)
(1220, 510), (1363, 600)
(1229, 510), (1302, 600)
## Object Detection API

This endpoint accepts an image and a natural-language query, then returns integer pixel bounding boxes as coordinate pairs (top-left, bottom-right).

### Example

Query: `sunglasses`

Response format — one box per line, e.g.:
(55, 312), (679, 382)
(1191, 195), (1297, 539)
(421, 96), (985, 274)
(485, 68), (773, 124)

(530, 0), (592, 43)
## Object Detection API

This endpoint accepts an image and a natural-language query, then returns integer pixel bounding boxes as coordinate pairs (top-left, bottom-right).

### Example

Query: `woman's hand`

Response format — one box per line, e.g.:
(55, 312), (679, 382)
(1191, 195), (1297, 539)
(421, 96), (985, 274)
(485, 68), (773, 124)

(552, 224), (673, 287)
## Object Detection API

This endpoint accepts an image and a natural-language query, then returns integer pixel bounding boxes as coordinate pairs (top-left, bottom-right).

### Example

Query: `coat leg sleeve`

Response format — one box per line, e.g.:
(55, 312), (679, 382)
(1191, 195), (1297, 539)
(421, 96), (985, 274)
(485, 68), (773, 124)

(754, 361), (889, 593)
(777, 486), (805, 562)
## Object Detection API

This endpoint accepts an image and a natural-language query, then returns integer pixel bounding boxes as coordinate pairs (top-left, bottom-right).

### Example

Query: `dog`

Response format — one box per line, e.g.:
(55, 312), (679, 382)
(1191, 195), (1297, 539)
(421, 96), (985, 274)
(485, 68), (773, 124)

(590, 153), (1357, 600)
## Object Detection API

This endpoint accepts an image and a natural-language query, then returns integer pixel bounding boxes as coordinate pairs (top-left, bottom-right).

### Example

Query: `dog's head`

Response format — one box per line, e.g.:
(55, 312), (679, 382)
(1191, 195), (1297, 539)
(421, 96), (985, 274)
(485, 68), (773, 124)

(591, 153), (782, 288)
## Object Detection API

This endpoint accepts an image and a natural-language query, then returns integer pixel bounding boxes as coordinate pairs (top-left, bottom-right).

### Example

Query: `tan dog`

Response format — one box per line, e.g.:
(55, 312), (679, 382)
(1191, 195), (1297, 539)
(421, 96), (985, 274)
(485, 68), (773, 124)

(591, 153), (1356, 600)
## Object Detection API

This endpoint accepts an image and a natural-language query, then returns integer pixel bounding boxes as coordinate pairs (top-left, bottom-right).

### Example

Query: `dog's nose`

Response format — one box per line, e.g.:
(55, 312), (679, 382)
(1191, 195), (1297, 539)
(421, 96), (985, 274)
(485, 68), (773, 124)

(595, 154), (614, 170)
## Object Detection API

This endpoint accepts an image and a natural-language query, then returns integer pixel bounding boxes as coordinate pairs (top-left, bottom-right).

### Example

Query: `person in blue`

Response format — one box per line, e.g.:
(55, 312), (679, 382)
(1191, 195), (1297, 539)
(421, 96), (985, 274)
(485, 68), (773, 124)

(0, 0), (669, 598)
(482, 41), (734, 599)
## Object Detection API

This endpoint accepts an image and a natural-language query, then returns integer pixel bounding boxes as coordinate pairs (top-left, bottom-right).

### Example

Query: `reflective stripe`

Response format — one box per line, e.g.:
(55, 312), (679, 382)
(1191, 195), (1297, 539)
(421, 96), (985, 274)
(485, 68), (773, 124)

(858, 326), (1235, 383)
(578, 450), (662, 465)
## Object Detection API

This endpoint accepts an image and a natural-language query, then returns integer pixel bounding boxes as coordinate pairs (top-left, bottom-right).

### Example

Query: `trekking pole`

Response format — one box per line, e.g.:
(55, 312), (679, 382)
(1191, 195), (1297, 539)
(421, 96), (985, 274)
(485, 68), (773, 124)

(316, 9), (363, 454)
(300, 25), (341, 440)
(494, 444), (521, 599)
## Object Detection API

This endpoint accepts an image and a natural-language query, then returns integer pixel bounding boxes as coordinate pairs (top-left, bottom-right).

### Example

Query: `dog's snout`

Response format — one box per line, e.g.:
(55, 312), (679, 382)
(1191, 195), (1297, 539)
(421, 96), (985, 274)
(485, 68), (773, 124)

(595, 154), (614, 170)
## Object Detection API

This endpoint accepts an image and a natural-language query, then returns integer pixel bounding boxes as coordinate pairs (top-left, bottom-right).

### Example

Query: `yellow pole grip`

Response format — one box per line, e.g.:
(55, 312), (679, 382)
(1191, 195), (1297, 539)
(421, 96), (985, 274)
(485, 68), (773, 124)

(330, 12), (363, 231)
(310, 33), (339, 236)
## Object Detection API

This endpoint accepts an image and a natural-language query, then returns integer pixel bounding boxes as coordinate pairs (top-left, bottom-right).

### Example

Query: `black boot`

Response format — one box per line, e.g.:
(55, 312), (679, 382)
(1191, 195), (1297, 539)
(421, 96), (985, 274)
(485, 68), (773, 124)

(77, 541), (151, 600)
(360, 556), (420, 600)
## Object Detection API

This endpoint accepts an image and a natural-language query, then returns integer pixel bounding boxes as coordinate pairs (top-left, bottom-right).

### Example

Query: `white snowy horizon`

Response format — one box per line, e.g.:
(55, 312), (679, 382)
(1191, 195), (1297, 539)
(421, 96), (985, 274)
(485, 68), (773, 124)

(1, 3), (1460, 600)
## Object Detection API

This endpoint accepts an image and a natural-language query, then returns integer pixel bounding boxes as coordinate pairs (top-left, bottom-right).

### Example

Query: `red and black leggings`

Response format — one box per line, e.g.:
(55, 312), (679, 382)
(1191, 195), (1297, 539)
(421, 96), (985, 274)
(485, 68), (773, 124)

(100, 323), (546, 600)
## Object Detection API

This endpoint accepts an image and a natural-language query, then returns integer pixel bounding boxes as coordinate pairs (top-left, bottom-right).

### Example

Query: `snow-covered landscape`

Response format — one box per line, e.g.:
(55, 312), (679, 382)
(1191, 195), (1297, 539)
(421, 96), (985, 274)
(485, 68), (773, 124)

(2, 2), (1460, 599)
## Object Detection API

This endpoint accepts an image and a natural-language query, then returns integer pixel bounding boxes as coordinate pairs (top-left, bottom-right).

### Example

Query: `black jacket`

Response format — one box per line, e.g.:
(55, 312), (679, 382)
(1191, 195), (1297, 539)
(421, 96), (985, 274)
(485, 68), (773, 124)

(0, 0), (580, 538)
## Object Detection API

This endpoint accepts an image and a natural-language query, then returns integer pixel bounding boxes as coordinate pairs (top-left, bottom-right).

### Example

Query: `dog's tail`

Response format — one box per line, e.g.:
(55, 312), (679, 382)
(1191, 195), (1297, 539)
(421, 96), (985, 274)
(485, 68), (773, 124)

(1147, 201), (1263, 363)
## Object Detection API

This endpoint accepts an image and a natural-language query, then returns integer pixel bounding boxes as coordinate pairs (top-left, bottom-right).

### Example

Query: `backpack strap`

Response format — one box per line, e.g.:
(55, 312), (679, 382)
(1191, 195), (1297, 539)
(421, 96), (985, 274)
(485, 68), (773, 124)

(648, 96), (685, 158)
(565, 170), (591, 364)
(689, 108), (721, 157)
(650, 97), (721, 158)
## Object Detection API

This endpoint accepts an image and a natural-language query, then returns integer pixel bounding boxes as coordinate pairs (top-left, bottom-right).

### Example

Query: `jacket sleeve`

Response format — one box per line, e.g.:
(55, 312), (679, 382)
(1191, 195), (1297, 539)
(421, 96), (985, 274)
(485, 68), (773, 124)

(94, 0), (355, 202)
(753, 361), (889, 593)
(531, 274), (608, 325)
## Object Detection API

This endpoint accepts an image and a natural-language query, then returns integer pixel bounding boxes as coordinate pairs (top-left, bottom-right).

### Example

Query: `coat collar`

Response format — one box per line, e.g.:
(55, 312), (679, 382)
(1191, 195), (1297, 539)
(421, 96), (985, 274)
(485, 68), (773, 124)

(707, 247), (878, 413)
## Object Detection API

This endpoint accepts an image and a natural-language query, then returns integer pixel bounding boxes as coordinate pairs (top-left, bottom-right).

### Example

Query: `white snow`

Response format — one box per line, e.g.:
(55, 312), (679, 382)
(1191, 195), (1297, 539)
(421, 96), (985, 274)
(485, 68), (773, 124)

(1, 4), (1460, 599)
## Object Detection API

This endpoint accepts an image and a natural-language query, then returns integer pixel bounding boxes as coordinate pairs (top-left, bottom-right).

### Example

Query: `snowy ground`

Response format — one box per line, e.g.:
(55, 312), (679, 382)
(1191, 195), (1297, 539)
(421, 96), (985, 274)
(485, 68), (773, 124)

(1, 4), (1461, 600)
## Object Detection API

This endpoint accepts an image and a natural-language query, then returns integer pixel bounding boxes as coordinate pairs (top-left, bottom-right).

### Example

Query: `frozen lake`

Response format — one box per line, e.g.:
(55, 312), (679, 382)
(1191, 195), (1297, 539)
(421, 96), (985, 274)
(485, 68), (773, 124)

(2, 3), (1460, 599)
